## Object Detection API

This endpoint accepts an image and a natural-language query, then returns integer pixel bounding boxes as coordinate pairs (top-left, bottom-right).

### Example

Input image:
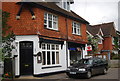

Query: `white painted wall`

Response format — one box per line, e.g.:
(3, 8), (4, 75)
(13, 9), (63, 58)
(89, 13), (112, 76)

(13, 35), (67, 76)
(34, 41), (67, 75)
(83, 44), (88, 58)
(14, 35), (39, 76)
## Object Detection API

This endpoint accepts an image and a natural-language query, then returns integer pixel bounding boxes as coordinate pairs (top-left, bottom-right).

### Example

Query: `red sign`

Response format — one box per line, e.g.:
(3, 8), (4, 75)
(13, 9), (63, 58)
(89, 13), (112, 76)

(87, 45), (92, 51)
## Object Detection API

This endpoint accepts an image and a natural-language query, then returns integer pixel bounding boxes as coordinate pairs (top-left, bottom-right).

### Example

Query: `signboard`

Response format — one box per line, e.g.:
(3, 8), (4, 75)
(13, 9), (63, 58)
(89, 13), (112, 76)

(87, 45), (92, 51)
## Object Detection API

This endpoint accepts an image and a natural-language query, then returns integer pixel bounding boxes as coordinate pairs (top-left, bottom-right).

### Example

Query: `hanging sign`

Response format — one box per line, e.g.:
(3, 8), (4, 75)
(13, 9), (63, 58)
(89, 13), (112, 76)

(87, 45), (92, 51)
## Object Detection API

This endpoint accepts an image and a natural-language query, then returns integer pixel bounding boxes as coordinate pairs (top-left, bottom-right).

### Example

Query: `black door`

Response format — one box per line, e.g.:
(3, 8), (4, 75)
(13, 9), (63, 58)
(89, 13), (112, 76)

(20, 41), (33, 75)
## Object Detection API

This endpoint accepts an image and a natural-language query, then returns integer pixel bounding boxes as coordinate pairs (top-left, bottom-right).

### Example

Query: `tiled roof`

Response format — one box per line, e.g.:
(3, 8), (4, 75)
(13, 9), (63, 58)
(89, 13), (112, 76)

(87, 22), (116, 37)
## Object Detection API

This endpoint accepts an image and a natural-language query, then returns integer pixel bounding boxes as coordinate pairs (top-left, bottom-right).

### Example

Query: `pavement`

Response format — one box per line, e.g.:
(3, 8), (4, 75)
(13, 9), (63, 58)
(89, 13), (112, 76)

(1, 68), (120, 81)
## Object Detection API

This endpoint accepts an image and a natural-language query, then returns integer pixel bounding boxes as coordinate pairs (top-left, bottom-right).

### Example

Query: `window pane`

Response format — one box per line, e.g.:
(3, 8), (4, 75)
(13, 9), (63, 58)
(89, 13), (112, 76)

(47, 44), (50, 50)
(42, 44), (46, 49)
(48, 14), (52, 20)
(53, 15), (57, 21)
(44, 13), (47, 19)
(63, 2), (66, 9)
(53, 22), (57, 29)
(74, 28), (76, 34)
(47, 51), (50, 65)
(52, 44), (55, 50)
(48, 21), (52, 28)
(56, 45), (59, 50)
(67, 2), (70, 10)
(42, 51), (46, 65)
(52, 52), (55, 64)
(56, 52), (59, 64)
(77, 28), (80, 35)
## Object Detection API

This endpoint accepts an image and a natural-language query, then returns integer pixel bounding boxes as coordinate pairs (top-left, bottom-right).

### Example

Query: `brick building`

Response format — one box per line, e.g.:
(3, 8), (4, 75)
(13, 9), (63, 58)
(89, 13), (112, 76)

(87, 22), (117, 59)
(2, 1), (89, 77)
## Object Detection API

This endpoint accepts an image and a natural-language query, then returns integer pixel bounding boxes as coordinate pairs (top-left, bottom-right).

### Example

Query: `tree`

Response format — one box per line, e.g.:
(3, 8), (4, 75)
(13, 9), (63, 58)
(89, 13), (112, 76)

(87, 35), (99, 54)
(2, 10), (15, 60)
(2, 10), (15, 79)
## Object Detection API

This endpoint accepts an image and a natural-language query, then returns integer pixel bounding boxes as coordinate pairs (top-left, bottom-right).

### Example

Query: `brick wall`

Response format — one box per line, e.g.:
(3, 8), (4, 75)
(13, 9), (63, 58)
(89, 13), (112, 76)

(2, 2), (88, 43)
(103, 37), (113, 51)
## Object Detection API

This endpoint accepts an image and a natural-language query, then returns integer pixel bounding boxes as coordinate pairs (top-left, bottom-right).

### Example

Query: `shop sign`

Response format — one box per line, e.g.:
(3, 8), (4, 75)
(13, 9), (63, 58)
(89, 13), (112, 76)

(87, 45), (92, 51)
(68, 48), (76, 50)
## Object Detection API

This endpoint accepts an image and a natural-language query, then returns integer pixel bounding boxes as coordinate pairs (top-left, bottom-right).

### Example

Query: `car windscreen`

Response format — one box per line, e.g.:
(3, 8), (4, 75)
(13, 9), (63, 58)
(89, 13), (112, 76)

(77, 59), (93, 65)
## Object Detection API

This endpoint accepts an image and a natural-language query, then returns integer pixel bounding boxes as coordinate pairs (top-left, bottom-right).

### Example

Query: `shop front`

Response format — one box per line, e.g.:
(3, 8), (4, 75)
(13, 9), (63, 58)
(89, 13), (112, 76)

(68, 42), (85, 65)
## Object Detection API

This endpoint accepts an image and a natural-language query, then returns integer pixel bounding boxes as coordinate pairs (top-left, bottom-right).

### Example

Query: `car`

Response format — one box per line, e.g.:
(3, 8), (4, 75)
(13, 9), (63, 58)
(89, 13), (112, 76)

(66, 57), (109, 78)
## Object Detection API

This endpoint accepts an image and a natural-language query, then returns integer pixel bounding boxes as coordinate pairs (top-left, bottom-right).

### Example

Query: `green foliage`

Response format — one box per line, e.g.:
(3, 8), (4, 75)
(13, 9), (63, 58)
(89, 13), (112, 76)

(87, 35), (99, 54)
(113, 37), (119, 50)
(0, 48), (2, 61)
(111, 53), (120, 60)
(2, 10), (15, 60)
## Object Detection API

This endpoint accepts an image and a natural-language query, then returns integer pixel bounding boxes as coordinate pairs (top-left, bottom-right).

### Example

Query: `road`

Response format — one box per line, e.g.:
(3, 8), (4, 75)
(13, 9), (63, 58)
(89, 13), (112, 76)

(2, 68), (120, 81)
(17, 68), (119, 79)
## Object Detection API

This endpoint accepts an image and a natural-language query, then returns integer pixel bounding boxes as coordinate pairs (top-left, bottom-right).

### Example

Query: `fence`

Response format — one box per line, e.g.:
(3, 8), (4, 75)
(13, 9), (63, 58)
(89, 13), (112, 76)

(85, 53), (108, 60)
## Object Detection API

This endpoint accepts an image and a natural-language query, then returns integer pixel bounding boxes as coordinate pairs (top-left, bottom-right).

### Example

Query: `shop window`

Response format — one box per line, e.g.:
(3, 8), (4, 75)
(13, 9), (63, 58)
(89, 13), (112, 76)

(56, 52), (59, 64)
(42, 43), (60, 65)
(52, 52), (55, 64)
(42, 51), (46, 65)
(47, 51), (50, 65)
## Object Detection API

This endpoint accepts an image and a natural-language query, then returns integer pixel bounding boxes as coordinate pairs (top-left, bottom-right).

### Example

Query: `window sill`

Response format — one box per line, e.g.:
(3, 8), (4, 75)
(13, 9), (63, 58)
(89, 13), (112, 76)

(44, 27), (60, 32)
(42, 65), (62, 69)
(72, 33), (82, 36)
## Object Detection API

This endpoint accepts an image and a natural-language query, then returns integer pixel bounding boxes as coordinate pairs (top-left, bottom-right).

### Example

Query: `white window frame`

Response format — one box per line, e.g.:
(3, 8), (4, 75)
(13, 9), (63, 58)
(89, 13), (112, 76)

(61, 0), (70, 11)
(72, 21), (81, 35)
(112, 37), (115, 45)
(44, 13), (58, 30)
(41, 43), (60, 66)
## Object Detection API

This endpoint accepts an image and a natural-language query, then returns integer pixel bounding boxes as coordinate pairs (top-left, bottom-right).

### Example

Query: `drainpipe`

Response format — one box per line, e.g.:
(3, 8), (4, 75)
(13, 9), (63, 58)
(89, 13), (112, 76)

(65, 18), (69, 67)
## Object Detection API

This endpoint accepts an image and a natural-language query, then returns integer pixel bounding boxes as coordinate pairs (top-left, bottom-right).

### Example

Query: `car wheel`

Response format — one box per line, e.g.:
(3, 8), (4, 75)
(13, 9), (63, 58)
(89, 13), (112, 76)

(86, 71), (92, 79)
(103, 68), (107, 74)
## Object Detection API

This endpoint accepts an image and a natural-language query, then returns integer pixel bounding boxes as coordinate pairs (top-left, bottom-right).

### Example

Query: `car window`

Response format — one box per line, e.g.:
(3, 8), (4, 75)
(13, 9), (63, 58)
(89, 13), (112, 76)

(78, 59), (93, 65)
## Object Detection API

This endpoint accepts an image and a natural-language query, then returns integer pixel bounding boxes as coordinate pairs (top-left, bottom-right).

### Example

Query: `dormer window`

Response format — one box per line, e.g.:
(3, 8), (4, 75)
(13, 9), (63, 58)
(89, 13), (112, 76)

(63, 2), (70, 11)
(55, 0), (73, 11)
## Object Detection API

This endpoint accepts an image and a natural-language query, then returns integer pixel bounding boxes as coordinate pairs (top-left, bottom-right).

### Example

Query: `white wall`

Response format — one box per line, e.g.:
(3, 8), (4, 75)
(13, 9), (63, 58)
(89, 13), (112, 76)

(34, 41), (67, 75)
(14, 35), (39, 76)
(83, 44), (88, 58)
(14, 35), (67, 76)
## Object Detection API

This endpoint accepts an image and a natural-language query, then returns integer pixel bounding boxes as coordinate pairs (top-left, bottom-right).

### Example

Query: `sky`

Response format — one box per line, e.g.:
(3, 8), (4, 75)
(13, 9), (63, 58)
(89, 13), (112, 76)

(70, 0), (119, 30)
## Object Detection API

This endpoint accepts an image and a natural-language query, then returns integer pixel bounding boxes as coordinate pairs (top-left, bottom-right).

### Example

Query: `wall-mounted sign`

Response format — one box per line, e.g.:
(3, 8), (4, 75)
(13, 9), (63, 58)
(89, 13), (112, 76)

(68, 48), (76, 50)
(87, 45), (92, 51)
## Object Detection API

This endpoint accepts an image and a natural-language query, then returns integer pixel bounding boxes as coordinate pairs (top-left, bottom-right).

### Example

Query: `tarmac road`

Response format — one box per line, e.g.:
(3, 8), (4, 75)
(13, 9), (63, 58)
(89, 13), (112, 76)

(2, 68), (120, 81)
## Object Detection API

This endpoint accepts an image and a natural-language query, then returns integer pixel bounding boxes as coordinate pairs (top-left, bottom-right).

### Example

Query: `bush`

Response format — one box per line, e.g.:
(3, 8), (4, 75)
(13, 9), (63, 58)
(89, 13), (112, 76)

(111, 53), (120, 60)
(0, 48), (2, 61)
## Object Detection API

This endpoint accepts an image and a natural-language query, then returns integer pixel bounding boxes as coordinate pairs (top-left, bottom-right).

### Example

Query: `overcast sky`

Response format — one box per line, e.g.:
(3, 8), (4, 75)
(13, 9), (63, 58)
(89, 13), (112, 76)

(71, 0), (119, 30)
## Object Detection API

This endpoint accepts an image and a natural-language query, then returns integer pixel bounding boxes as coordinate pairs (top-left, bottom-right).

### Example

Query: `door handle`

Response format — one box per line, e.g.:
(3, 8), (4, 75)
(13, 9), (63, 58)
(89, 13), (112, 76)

(24, 64), (29, 67)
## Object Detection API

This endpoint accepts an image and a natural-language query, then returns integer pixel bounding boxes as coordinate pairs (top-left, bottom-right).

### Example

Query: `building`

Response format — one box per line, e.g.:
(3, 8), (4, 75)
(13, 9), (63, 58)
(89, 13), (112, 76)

(87, 22), (117, 59)
(2, 0), (89, 77)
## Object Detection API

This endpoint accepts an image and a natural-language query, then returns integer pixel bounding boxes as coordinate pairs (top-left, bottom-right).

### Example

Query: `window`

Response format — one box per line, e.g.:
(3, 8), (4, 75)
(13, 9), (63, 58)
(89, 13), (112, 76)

(62, 1), (70, 11)
(44, 13), (58, 30)
(72, 22), (81, 35)
(42, 43), (60, 65)
(98, 38), (102, 44)
(112, 37), (115, 45)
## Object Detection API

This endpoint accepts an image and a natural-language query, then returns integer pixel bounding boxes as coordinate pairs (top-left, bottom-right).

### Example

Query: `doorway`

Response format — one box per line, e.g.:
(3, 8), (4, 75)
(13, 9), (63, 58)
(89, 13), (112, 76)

(19, 41), (33, 75)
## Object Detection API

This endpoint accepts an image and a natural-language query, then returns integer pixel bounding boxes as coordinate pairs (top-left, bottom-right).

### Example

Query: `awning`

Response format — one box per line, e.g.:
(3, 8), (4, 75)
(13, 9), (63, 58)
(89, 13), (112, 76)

(68, 42), (85, 50)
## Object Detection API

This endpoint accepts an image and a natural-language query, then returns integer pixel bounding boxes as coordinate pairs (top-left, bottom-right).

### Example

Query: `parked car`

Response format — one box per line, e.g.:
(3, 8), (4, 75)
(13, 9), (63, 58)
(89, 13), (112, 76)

(66, 57), (109, 78)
